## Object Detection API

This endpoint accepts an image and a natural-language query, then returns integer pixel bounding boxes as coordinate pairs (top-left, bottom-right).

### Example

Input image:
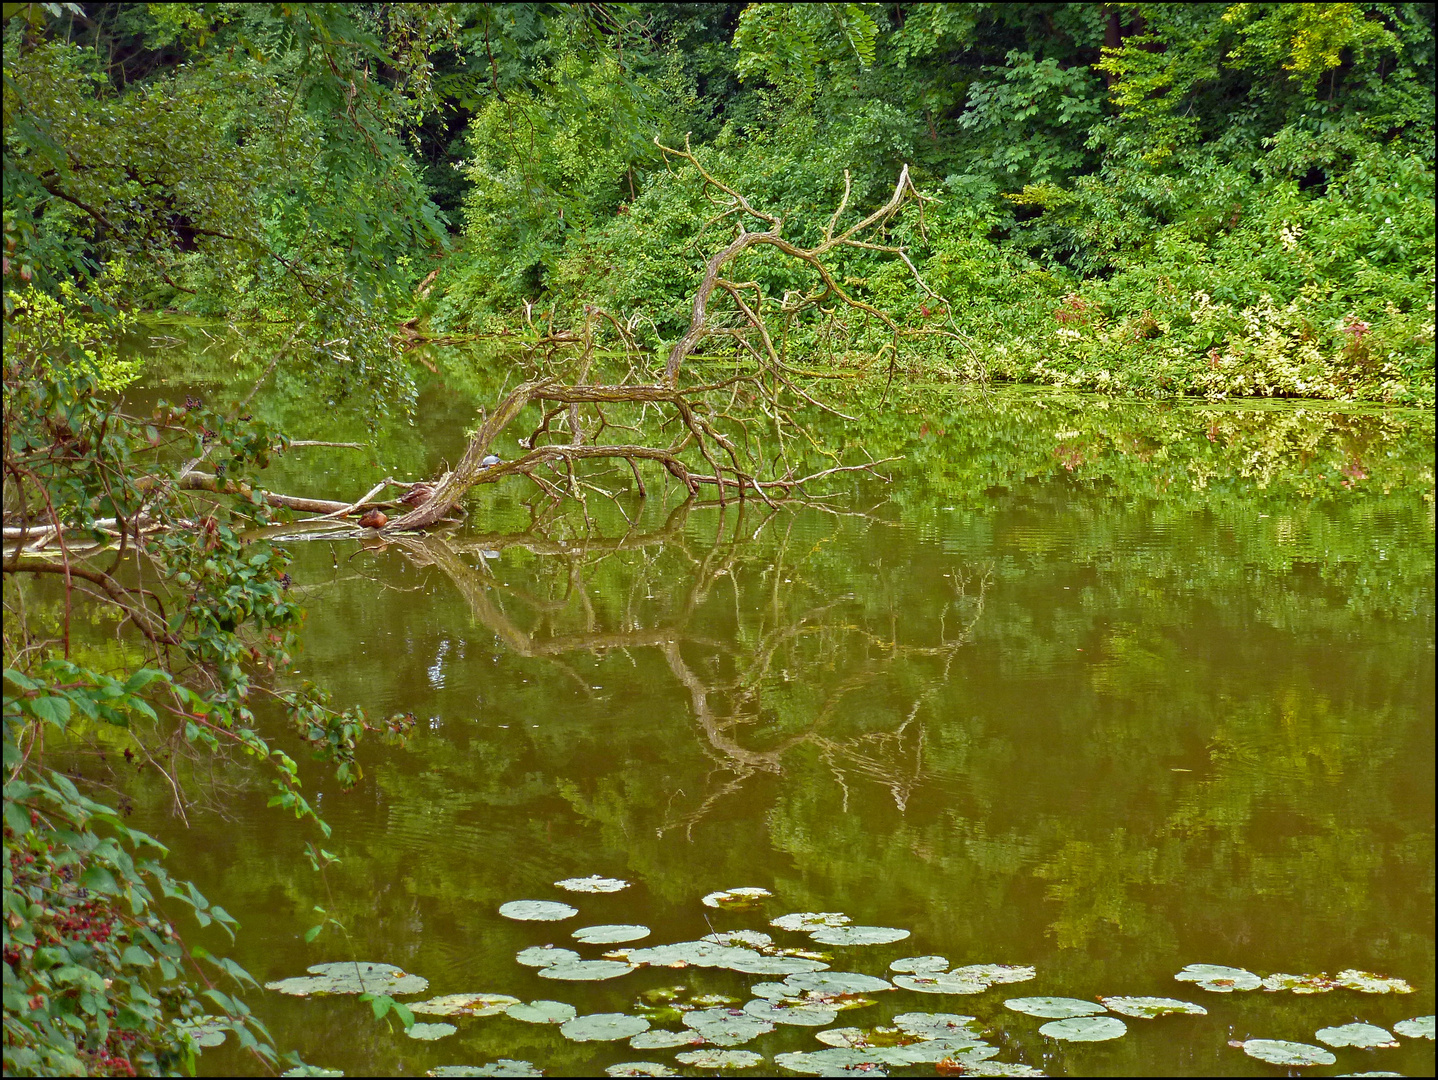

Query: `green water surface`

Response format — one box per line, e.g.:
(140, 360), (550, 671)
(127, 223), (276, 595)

(106, 339), (1436, 1077)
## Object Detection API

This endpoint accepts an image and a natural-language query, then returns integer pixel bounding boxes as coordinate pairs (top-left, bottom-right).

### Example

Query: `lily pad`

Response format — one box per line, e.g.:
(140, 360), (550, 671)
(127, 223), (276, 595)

(555, 875), (629, 893)
(814, 1028), (883, 1049)
(727, 953), (830, 976)
(1394, 1015), (1436, 1039)
(772, 912), (851, 932)
(573, 924), (650, 945)
(1040, 1016), (1126, 1042)
(173, 1017), (228, 1048)
(516, 946), (581, 969)
(886, 1039), (994, 1064)
(436, 1062), (543, 1077)
(413, 994), (519, 1018)
(1261, 972), (1335, 994)
(952, 965), (1036, 986)
(499, 900), (578, 922)
(1334, 970), (1415, 994)
(683, 1006), (775, 1046)
(1098, 996), (1206, 1018)
(538, 960), (636, 982)
(630, 1028), (705, 1050)
(1174, 964), (1261, 992)
(560, 1013), (650, 1042)
(893, 972), (987, 995)
(283, 1069), (344, 1077)
(675, 1049), (764, 1069)
(505, 1000), (576, 1025)
(408, 1022), (457, 1041)
(784, 972), (894, 996)
(1004, 997), (1106, 1019)
(893, 1012), (983, 1040)
(891, 956), (949, 974)
(605, 1065), (676, 1078)
(743, 998), (839, 1026)
(266, 961), (428, 997)
(951, 1062), (1046, 1077)
(773, 1049), (889, 1075)
(703, 930), (775, 949)
(702, 887), (773, 909)
(809, 925), (910, 947)
(1238, 1039), (1336, 1066)
(1316, 1023), (1399, 1049)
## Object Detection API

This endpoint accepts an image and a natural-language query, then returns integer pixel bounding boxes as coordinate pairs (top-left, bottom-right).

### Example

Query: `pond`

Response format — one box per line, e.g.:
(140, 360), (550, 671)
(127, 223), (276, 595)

(110, 335), (1436, 1077)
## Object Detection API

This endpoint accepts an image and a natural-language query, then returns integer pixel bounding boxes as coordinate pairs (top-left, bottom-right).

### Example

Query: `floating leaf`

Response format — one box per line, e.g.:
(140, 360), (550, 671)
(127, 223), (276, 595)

(702, 887), (773, 909)
(1098, 996), (1206, 1018)
(605, 1065), (676, 1078)
(703, 930), (775, 949)
(727, 953), (829, 976)
(1316, 1023), (1399, 1049)
(413, 994), (519, 1018)
(1004, 997), (1105, 1019)
(952, 965), (1036, 986)
(893, 973), (987, 995)
(1174, 964), (1261, 992)
(893, 1012), (983, 1040)
(282, 1069), (344, 1077)
(675, 1049), (764, 1069)
(683, 1007), (775, 1046)
(1394, 1015), (1435, 1040)
(1334, 970), (1415, 994)
(773, 1049), (889, 1075)
(538, 960), (636, 982)
(458, 1062), (542, 1077)
(784, 972), (893, 996)
(630, 1028), (704, 1050)
(574, 924), (650, 945)
(505, 1000), (576, 1025)
(1261, 972), (1335, 994)
(772, 912), (851, 932)
(1040, 1016), (1126, 1042)
(809, 926), (910, 947)
(949, 1062), (1046, 1077)
(560, 1013), (650, 1042)
(408, 1023), (457, 1041)
(891, 956), (948, 974)
(1238, 1040), (1336, 1066)
(516, 946), (580, 969)
(887, 1040), (995, 1064)
(173, 1017), (228, 1048)
(499, 900), (578, 922)
(743, 998), (838, 1026)
(555, 875), (629, 893)
(266, 962), (427, 997)
(815, 1028), (883, 1049)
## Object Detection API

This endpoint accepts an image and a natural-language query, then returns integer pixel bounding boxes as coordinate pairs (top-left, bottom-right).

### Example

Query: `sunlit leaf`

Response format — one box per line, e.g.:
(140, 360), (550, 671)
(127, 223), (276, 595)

(1173, 964), (1261, 992)
(771, 912), (851, 932)
(499, 900), (578, 922)
(890, 956), (948, 974)
(1004, 997), (1105, 1019)
(505, 1000), (577, 1025)
(1260, 972), (1335, 993)
(573, 924), (650, 945)
(1394, 1015), (1435, 1040)
(555, 875), (629, 893)
(1333, 970), (1415, 994)
(537, 960), (636, 982)
(1315, 1023), (1399, 1049)
(605, 1065), (677, 1077)
(1039, 1016), (1126, 1042)
(1238, 1039), (1336, 1066)
(265, 961), (427, 997)
(1098, 996), (1206, 1018)
(674, 1049), (764, 1069)
(808, 926), (910, 946)
(412, 993), (518, 1017)
(702, 887), (772, 909)
(742, 998), (838, 1026)
(516, 946), (580, 969)
(407, 1022), (457, 1041)
(683, 1006), (775, 1046)
(560, 1012), (650, 1042)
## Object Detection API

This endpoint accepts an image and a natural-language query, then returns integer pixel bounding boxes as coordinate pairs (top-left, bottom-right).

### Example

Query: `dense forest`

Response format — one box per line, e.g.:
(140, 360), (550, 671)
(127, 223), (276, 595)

(3, 3), (1434, 1075)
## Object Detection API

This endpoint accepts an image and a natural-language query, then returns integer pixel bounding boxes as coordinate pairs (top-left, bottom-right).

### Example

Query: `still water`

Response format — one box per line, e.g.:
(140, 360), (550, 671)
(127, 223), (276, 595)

(120, 348), (1434, 1077)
